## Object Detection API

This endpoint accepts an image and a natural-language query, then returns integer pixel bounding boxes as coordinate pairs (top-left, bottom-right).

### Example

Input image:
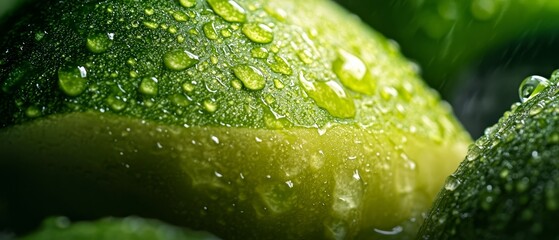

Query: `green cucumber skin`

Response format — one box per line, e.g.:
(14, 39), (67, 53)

(419, 83), (559, 239)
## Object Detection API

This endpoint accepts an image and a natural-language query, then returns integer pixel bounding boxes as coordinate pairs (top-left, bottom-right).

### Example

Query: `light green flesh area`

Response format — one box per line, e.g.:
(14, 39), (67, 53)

(0, 112), (469, 239)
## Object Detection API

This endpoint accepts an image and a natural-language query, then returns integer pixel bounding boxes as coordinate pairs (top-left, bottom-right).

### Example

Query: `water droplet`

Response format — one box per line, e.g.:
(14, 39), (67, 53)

(332, 49), (375, 95)
(529, 103), (545, 116)
(242, 23), (274, 44)
(164, 50), (199, 71)
(251, 47), (269, 59)
(519, 76), (550, 102)
(231, 79), (243, 90)
(471, 0), (499, 20)
(380, 86), (398, 100)
(170, 94), (190, 107)
(25, 106), (41, 118)
(86, 33), (113, 53)
(220, 29), (232, 38)
(207, 0), (247, 23)
(268, 55), (292, 75)
(232, 65), (266, 90)
(106, 95), (127, 112)
(273, 79), (284, 89)
(143, 21), (159, 29)
(182, 82), (195, 93)
(203, 22), (219, 40)
(296, 49), (314, 64)
(444, 175), (461, 191)
(139, 77), (158, 96)
(35, 31), (45, 41)
(172, 11), (189, 22)
(298, 72), (356, 118)
(204, 100), (217, 112)
(179, 0), (196, 8)
(58, 66), (88, 97)
(144, 7), (155, 16)
(466, 145), (481, 161)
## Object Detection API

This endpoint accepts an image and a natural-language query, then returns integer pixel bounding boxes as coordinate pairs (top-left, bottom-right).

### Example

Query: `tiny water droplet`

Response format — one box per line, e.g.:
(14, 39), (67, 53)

(220, 29), (232, 38)
(380, 86), (398, 100)
(296, 49), (314, 64)
(231, 79), (243, 90)
(207, 0), (247, 23)
(233, 64), (266, 90)
(242, 23), (274, 44)
(182, 82), (195, 92)
(164, 50), (199, 71)
(144, 7), (155, 16)
(179, 0), (196, 8)
(143, 21), (159, 29)
(203, 22), (219, 40)
(466, 145), (481, 161)
(298, 72), (355, 118)
(58, 66), (88, 97)
(444, 175), (461, 191)
(25, 106), (41, 118)
(519, 75), (549, 103)
(35, 31), (45, 41)
(170, 94), (190, 107)
(139, 77), (158, 96)
(273, 79), (284, 89)
(106, 95), (127, 112)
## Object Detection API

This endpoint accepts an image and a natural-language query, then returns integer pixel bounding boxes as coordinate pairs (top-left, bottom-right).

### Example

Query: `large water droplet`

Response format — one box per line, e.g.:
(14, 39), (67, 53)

(251, 47), (269, 59)
(179, 0), (196, 8)
(268, 55), (292, 75)
(170, 93), (190, 107)
(164, 50), (199, 71)
(207, 0), (247, 23)
(519, 75), (550, 103)
(172, 11), (189, 22)
(242, 23), (274, 44)
(232, 65), (266, 90)
(106, 95), (127, 112)
(332, 49), (375, 95)
(139, 77), (158, 96)
(299, 72), (356, 118)
(58, 66), (88, 97)
(86, 33), (113, 53)
(203, 22), (219, 40)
